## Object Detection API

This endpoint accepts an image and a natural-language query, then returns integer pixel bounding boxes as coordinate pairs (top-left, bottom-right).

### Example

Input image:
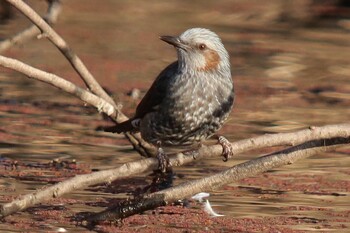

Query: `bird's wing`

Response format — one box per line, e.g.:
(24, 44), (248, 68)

(134, 61), (178, 119)
(103, 61), (178, 134)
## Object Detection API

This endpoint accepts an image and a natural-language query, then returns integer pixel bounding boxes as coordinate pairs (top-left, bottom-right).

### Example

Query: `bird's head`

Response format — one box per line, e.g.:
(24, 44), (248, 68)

(160, 28), (230, 74)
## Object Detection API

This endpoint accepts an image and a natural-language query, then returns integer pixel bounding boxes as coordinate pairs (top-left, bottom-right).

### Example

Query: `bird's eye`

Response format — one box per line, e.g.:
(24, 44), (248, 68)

(198, 43), (206, 50)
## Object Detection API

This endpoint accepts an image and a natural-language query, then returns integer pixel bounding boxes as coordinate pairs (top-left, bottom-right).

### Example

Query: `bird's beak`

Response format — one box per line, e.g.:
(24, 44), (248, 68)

(160, 35), (189, 51)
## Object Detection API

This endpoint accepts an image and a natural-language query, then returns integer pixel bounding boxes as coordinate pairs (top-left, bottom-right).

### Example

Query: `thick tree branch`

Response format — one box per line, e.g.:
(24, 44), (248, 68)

(0, 0), (61, 53)
(89, 136), (350, 222)
(1, 124), (349, 217)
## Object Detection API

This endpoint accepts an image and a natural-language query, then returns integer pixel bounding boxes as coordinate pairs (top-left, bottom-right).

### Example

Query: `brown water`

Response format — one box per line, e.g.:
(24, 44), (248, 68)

(0, 0), (349, 232)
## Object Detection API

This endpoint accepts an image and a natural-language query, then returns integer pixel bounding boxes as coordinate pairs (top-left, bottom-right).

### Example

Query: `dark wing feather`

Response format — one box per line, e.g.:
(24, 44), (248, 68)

(134, 61), (178, 119)
(104, 61), (178, 134)
(104, 119), (133, 133)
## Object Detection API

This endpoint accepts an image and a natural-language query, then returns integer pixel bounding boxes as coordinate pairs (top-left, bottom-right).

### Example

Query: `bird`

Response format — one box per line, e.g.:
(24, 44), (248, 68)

(106, 28), (235, 172)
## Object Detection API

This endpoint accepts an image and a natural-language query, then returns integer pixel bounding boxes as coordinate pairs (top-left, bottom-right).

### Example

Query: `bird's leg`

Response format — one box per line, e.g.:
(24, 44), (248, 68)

(217, 136), (234, 162)
(156, 141), (170, 173)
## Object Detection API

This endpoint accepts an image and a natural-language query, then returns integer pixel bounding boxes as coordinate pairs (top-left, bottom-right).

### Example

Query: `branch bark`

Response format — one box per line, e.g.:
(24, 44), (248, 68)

(6, 0), (117, 110)
(4, 0), (156, 157)
(89, 136), (349, 222)
(0, 0), (61, 53)
(0, 55), (116, 117)
(1, 124), (349, 218)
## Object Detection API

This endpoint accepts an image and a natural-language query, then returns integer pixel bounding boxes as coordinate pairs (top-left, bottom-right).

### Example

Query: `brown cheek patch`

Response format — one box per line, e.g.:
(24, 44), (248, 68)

(199, 49), (220, 71)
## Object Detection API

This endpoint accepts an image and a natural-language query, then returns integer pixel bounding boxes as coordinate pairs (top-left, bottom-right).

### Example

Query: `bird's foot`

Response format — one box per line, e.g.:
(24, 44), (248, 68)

(157, 147), (170, 173)
(218, 136), (233, 162)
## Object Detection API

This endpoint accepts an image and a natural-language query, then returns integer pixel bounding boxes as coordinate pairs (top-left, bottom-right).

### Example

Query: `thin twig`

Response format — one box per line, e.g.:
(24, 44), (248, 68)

(0, 0), (61, 53)
(6, 0), (117, 110)
(0, 55), (116, 117)
(1, 124), (349, 217)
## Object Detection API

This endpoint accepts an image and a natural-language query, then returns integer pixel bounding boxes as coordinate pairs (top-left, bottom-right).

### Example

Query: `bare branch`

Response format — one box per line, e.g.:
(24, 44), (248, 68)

(0, 0), (62, 53)
(89, 136), (350, 222)
(1, 124), (349, 217)
(0, 157), (157, 218)
(4, 0), (157, 157)
(226, 124), (350, 154)
(6, 0), (118, 112)
(0, 55), (116, 117)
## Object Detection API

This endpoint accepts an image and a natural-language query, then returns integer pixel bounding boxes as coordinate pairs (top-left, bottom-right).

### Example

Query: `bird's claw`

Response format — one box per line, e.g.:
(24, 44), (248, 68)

(157, 147), (170, 173)
(218, 136), (233, 162)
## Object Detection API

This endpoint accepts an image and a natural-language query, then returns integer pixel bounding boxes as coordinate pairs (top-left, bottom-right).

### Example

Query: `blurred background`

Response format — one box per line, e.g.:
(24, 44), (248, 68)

(0, 0), (349, 232)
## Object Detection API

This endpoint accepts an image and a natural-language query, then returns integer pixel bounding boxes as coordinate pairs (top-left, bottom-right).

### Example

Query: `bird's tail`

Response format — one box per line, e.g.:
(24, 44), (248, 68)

(104, 119), (134, 133)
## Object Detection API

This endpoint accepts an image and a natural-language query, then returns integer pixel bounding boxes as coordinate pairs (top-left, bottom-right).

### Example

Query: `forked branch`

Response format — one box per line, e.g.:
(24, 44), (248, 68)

(4, 0), (156, 157)
(6, 0), (116, 109)
(89, 136), (349, 222)
(0, 124), (349, 217)
(0, 0), (61, 53)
